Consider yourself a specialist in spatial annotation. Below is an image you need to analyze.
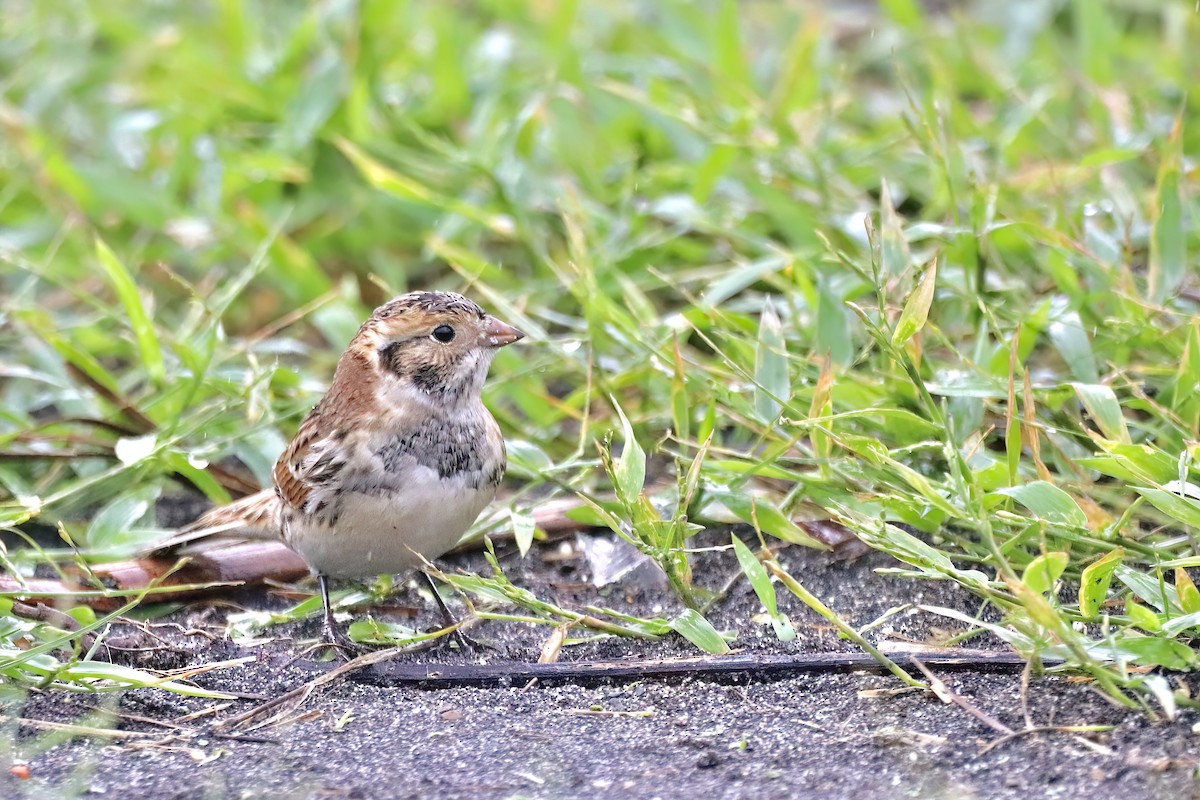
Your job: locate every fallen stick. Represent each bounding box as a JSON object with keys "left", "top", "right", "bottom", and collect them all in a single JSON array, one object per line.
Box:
[
  {"left": 219, "top": 646, "right": 1053, "bottom": 734},
  {"left": 359, "top": 649, "right": 1062, "bottom": 689}
]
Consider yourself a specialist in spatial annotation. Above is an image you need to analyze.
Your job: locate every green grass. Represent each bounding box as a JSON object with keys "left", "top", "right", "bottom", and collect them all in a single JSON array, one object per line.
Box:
[{"left": 1, "top": 0, "right": 1199, "bottom": 713}]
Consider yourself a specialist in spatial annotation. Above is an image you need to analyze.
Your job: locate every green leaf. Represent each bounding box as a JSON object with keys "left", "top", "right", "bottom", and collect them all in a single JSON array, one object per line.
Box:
[
  {"left": 510, "top": 510, "right": 537, "bottom": 558},
  {"left": 878, "top": 179, "right": 911, "bottom": 278},
  {"left": 670, "top": 338, "right": 691, "bottom": 444},
  {"left": 730, "top": 535, "right": 795, "bottom": 641},
  {"left": 505, "top": 439, "right": 555, "bottom": 478},
  {"left": 679, "top": 434, "right": 712, "bottom": 515},
  {"left": 692, "top": 144, "right": 736, "bottom": 204},
  {"left": 572, "top": 494, "right": 626, "bottom": 536},
  {"left": 334, "top": 137, "right": 510, "bottom": 236},
  {"left": 95, "top": 237, "right": 164, "bottom": 385},
  {"left": 699, "top": 255, "right": 789, "bottom": 308},
  {"left": 1008, "top": 579, "right": 1072, "bottom": 633},
  {"left": 1131, "top": 486, "right": 1200, "bottom": 528},
  {"left": 846, "top": 518, "right": 990, "bottom": 591},
  {"left": 67, "top": 606, "right": 96, "bottom": 627},
  {"left": 698, "top": 397, "right": 717, "bottom": 446},
  {"left": 768, "top": 21, "right": 819, "bottom": 120},
  {"left": 1022, "top": 551, "right": 1069, "bottom": 595},
  {"left": 1078, "top": 548, "right": 1123, "bottom": 619},
  {"left": 712, "top": 492, "right": 827, "bottom": 549},
  {"left": 994, "top": 481, "right": 1087, "bottom": 527},
  {"left": 1085, "top": 441, "right": 1177, "bottom": 484},
  {"left": 754, "top": 299, "right": 790, "bottom": 422},
  {"left": 1175, "top": 568, "right": 1200, "bottom": 615},
  {"left": 1115, "top": 563, "right": 1176, "bottom": 614},
  {"left": 1148, "top": 119, "right": 1185, "bottom": 304},
  {"left": 925, "top": 374, "right": 1008, "bottom": 398},
  {"left": 1071, "top": 383, "right": 1129, "bottom": 443},
  {"left": 1071, "top": 0, "right": 1118, "bottom": 83},
  {"left": 713, "top": 0, "right": 751, "bottom": 100},
  {"left": 815, "top": 276, "right": 851, "bottom": 364},
  {"left": 1047, "top": 310, "right": 1099, "bottom": 383},
  {"left": 882, "top": 458, "right": 964, "bottom": 519},
  {"left": 892, "top": 257, "right": 937, "bottom": 345},
  {"left": 84, "top": 487, "right": 158, "bottom": 549},
  {"left": 611, "top": 399, "right": 646, "bottom": 506},
  {"left": 162, "top": 451, "right": 231, "bottom": 506},
  {"left": 879, "top": 0, "right": 924, "bottom": 27},
  {"left": 274, "top": 53, "right": 347, "bottom": 152},
  {"left": 670, "top": 608, "right": 731, "bottom": 655},
  {"left": 1074, "top": 455, "right": 1141, "bottom": 483},
  {"left": 1124, "top": 599, "right": 1161, "bottom": 632},
  {"left": 1160, "top": 609, "right": 1200, "bottom": 638},
  {"left": 347, "top": 618, "right": 432, "bottom": 646},
  {"left": 1115, "top": 636, "right": 1197, "bottom": 671},
  {"left": 53, "top": 661, "right": 234, "bottom": 698}
]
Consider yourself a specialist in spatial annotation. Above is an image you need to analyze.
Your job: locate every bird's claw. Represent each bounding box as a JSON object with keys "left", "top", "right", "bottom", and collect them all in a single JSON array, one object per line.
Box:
[{"left": 318, "top": 621, "right": 368, "bottom": 660}]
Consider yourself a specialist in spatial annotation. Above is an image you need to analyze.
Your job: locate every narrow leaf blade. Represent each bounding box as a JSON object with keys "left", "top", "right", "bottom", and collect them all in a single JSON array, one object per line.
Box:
[
  {"left": 892, "top": 257, "right": 937, "bottom": 345},
  {"left": 994, "top": 481, "right": 1087, "bottom": 527},
  {"left": 754, "top": 299, "right": 789, "bottom": 422},
  {"left": 95, "top": 237, "right": 164, "bottom": 384},
  {"left": 670, "top": 609, "right": 731, "bottom": 655}
]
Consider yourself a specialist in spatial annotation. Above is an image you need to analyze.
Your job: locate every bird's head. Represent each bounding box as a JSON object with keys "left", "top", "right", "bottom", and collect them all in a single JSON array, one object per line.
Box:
[{"left": 355, "top": 291, "right": 524, "bottom": 403}]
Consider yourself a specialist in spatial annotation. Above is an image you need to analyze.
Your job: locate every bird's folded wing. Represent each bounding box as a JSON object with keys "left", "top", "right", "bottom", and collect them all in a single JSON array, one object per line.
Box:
[{"left": 273, "top": 413, "right": 349, "bottom": 514}]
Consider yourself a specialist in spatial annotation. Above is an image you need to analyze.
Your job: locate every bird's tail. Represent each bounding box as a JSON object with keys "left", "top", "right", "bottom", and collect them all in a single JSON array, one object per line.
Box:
[{"left": 148, "top": 488, "right": 283, "bottom": 555}]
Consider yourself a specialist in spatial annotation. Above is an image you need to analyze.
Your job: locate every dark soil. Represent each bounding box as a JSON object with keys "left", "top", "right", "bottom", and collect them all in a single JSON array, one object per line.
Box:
[{"left": 3, "top": 509, "right": 1199, "bottom": 800}]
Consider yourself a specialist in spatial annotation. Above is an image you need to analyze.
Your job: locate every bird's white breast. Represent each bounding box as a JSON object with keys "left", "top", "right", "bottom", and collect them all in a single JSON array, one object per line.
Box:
[{"left": 285, "top": 467, "right": 495, "bottom": 579}]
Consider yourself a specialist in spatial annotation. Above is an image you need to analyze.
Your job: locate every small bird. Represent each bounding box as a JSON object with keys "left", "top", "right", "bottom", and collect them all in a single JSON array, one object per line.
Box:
[{"left": 161, "top": 291, "right": 524, "bottom": 649}]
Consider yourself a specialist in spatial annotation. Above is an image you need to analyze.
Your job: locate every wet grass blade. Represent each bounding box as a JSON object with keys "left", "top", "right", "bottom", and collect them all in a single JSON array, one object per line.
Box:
[
  {"left": 95, "top": 237, "right": 164, "bottom": 387},
  {"left": 730, "top": 535, "right": 794, "bottom": 641},
  {"left": 753, "top": 298, "right": 789, "bottom": 423}
]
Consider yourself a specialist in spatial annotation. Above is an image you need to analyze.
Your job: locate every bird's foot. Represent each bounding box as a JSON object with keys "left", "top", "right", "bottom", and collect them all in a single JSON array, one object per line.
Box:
[
  {"left": 316, "top": 618, "right": 369, "bottom": 660},
  {"left": 311, "top": 573, "right": 369, "bottom": 660},
  {"left": 429, "top": 621, "right": 494, "bottom": 657}
]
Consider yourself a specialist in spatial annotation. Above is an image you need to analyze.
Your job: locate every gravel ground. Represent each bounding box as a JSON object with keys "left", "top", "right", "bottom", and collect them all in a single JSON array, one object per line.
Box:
[{"left": 3, "top": 511, "right": 1199, "bottom": 800}]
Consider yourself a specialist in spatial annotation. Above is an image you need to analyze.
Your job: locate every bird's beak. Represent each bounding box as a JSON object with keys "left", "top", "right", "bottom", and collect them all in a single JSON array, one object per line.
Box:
[{"left": 482, "top": 316, "right": 525, "bottom": 348}]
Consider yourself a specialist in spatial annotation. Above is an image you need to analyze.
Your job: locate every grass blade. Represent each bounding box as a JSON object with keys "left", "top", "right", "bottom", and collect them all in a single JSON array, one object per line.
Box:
[
  {"left": 891, "top": 256, "right": 937, "bottom": 346},
  {"left": 730, "top": 535, "right": 794, "bottom": 641},
  {"left": 669, "top": 608, "right": 731, "bottom": 655},
  {"left": 754, "top": 298, "right": 789, "bottom": 423},
  {"left": 94, "top": 237, "right": 164, "bottom": 386}
]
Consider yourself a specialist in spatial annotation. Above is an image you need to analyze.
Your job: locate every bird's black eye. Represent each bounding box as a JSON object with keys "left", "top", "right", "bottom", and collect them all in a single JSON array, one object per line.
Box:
[{"left": 431, "top": 324, "right": 455, "bottom": 343}]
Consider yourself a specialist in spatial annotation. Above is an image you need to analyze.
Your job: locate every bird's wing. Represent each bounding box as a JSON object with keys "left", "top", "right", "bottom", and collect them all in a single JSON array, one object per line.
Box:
[
  {"left": 147, "top": 488, "right": 283, "bottom": 555},
  {"left": 148, "top": 409, "right": 347, "bottom": 557},
  {"left": 272, "top": 410, "right": 350, "bottom": 515}
]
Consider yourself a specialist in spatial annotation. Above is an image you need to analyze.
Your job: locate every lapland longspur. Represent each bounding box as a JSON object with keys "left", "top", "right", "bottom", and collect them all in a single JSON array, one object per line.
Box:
[{"left": 162, "top": 291, "right": 524, "bottom": 648}]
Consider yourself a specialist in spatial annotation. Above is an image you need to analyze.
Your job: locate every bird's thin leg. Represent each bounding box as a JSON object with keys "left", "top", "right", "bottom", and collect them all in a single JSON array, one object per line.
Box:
[
  {"left": 421, "top": 571, "right": 476, "bottom": 652},
  {"left": 319, "top": 574, "right": 338, "bottom": 638},
  {"left": 318, "top": 574, "right": 360, "bottom": 656}
]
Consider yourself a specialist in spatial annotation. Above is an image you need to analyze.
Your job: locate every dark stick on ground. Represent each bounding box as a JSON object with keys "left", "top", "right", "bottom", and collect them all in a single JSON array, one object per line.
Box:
[{"left": 359, "top": 649, "right": 1059, "bottom": 689}]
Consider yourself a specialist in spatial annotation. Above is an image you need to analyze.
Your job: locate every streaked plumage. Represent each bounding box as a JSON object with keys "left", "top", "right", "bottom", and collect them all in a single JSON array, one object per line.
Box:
[{"left": 162, "top": 291, "right": 523, "bottom": 647}]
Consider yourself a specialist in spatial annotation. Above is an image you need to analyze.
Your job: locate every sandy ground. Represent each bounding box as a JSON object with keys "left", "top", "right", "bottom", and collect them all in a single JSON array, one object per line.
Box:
[{"left": 3, "top": 514, "right": 1199, "bottom": 800}]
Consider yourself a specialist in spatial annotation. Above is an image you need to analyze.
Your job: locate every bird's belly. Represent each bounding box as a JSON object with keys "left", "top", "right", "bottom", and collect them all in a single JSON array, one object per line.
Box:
[{"left": 286, "top": 477, "right": 494, "bottom": 579}]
